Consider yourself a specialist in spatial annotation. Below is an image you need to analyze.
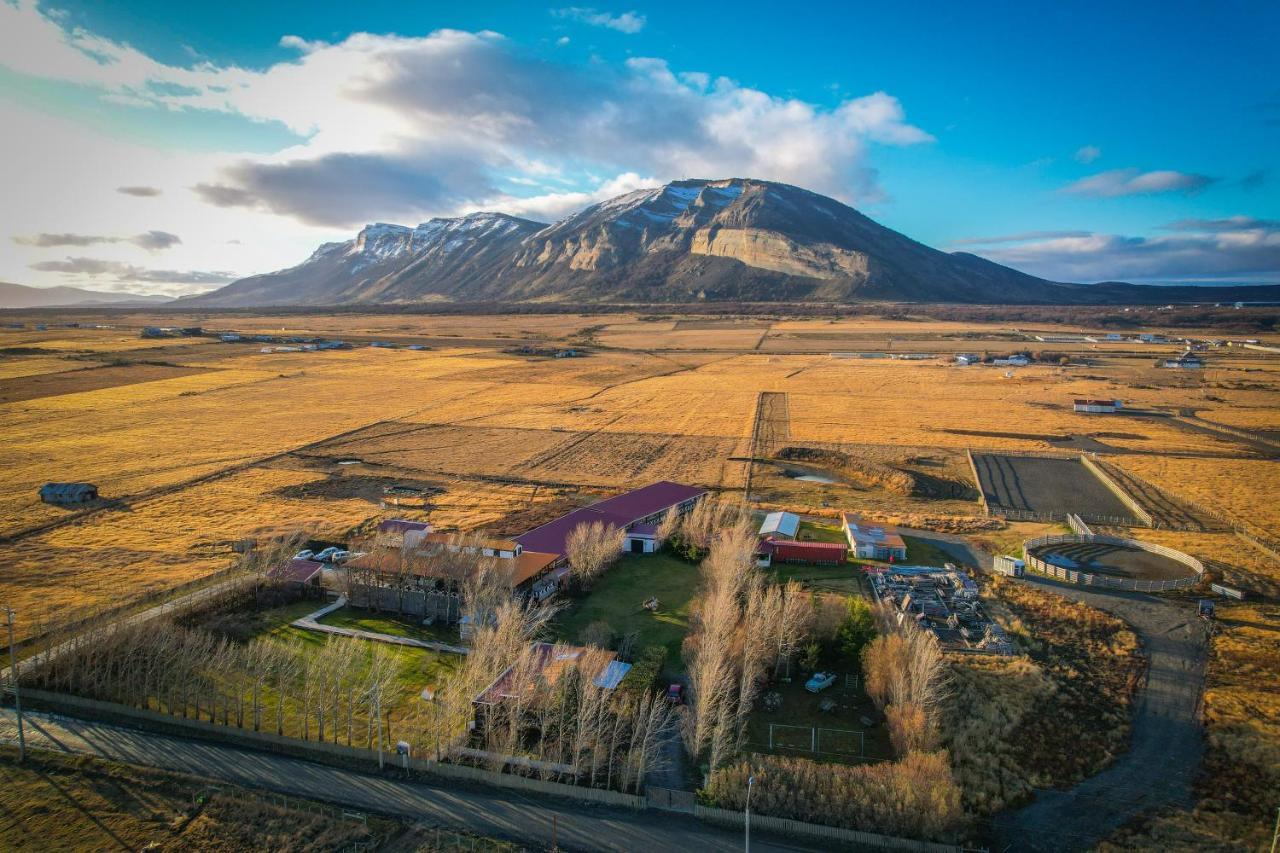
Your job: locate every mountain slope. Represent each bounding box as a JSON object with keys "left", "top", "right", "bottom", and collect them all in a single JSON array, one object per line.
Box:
[
  {"left": 0, "top": 281, "right": 172, "bottom": 309},
  {"left": 191, "top": 212, "right": 546, "bottom": 308},
  {"left": 188, "top": 178, "right": 1278, "bottom": 306}
]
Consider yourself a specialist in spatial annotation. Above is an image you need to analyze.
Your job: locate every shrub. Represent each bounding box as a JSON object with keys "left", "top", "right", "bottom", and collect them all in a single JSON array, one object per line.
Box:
[
  {"left": 705, "top": 752, "right": 962, "bottom": 840},
  {"left": 618, "top": 644, "right": 667, "bottom": 699}
]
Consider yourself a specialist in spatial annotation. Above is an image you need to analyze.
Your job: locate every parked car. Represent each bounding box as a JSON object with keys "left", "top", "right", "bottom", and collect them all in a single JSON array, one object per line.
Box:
[
  {"left": 313, "top": 547, "right": 341, "bottom": 562},
  {"left": 330, "top": 550, "right": 351, "bottom": 564},
  {"left": 293, "top": 549, "right": 315, "bottom": 560},
  {"left": 805, "top": 672, "right": 837, "bottom": 693},
  {"left": 665, "top": 683, "right": 684, "bottom": 705}
]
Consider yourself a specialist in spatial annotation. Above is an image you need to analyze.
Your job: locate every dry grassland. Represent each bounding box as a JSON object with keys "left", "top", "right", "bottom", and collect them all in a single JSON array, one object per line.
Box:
[
  {"left": 1114, "top": 455, "right": 1280, "bottom": 535},
  {"left": 2, "top": 315, "right": 1277, "bottom": 663}
]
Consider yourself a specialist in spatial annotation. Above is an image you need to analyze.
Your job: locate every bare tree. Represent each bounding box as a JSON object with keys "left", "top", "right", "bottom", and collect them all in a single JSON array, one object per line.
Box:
[{"left": 564, "top": 521, "right": 625, "bottom": 587}]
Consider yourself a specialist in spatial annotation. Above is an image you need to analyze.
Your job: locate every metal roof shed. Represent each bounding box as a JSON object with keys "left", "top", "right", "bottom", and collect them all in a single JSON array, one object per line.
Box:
[{"left": 759, "top": 511, "right": 800, "bottom": 539}]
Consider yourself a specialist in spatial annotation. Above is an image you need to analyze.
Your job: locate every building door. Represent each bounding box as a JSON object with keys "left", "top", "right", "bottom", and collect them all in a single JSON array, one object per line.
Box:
[{"left": 630, "top": 538, "right": 645, "bottom": 554}]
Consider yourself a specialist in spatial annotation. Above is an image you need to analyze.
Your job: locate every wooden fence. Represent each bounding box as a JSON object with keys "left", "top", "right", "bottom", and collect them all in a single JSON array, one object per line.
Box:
[
  {"left": 1021, "top": 533, "right": 1204, "bottom": 592},
  {"left": 1080, "top": 455, "right": 1154, "bottom": 527}
]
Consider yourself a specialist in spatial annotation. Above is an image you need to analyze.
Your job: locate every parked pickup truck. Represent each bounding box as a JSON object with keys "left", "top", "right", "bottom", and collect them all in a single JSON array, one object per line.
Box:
[{"left": 804, "top": 672, "right": 837, "bottom": 693}]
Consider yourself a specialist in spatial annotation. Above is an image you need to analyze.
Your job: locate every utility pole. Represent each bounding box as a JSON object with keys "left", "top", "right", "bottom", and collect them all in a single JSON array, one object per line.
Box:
[
  {"left": 745, "top": 774, "right": 755, "bottom": 852},
  {"left": 374, "top": 690, "right": 384, "bottom": 770},
  {"left": 5, "top": 607, "right": 26, "bottom": 762},
  {"left": 1270, "top": 805, "right": 1278, "bottom": 853}
]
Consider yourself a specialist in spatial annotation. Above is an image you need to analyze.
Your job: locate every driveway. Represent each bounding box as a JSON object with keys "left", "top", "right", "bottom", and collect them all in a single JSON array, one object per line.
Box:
[
  {"left": 0, "top": 708, "right": 813, "bottom": 853},
  {"left": 990, "top": 577, "right": 1208, "bottom": 852}
]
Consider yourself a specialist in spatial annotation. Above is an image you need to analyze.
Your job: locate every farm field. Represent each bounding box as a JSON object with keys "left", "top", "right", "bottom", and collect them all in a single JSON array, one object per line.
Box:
[{"left": 1, "top": 312, "right": 1277, "bottom": 651}]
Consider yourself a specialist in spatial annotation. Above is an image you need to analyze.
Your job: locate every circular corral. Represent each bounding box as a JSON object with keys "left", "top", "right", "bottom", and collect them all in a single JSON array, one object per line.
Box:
[{"left": 1022, "top": 533, "right": 1203, "bottom": 590}]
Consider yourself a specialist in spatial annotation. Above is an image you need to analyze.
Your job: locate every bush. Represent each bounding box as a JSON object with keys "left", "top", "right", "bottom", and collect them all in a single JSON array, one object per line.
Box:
[
  {"left": 705, "top": 752, "right": 962, "bottom": 840},
  {"left": 837, "top": 596, "right": 875, "bottom": 661},
  {"left": 618, "top": 644, "right": 667, "bottom": 699}
]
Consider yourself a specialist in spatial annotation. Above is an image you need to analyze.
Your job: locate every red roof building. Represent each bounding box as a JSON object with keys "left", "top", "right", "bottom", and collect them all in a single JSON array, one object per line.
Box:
[
  {"left": 515, "top": 481, "right": 706, "bottom": 558},
  {"left": 268, "top": 558, "right": 324, "bottom": 586},
  {"left": 757, "top": 538, "right": 848, "bottom": 565}
]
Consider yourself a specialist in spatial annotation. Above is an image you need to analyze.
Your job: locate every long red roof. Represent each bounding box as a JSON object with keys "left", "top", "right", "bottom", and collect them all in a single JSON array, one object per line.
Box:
[{"left": 515, "top": 481, "right": 706, "bottom": 557}]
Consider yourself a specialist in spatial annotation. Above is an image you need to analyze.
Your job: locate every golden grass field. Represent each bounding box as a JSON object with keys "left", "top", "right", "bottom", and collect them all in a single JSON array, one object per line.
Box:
[{"left": 1, "top": 314, "right": 1277, "bottom": 645}]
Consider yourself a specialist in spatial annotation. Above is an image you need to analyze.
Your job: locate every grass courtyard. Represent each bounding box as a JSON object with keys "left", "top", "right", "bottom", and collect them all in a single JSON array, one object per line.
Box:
[{"left": 552, "top": 552, "right": 700, "bottom": 673}]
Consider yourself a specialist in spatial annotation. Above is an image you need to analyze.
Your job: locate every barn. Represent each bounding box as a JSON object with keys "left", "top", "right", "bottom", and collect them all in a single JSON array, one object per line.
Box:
[
  {"left": 758, "top": 511, "right": 801, "bottom": 540},
  {"left": 757, "top": 538, "right": 848, "bottom": 566},
  {"left": 39, "top": 482, "right": 98, "bottom": 505},
  {"left": 1073, "top": 398, "right": 1122, "bottom": 414}
]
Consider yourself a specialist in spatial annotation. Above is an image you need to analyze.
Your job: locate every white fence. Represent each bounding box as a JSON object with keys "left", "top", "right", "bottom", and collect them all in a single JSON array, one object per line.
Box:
[
  {"left": 1021, "top": 534, "right": 1204, "bottom": 592},
  {"left": 1065, "top": 513, "right": 1094, "bottom": 536},
  {"left": 1079, "top": 455, "right": 1154, "bottom": 527}
]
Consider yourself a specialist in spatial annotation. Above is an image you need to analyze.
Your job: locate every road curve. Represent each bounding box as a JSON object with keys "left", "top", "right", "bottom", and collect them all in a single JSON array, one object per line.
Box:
[{"left": 991, "top": 578, "right": 1208, "bottom": 852}]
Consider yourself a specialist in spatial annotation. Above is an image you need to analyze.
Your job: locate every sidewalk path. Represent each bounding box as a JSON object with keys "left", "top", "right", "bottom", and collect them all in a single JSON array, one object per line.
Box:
[{"left": 291, "top": 597, "right": 470, "bottom": 655}]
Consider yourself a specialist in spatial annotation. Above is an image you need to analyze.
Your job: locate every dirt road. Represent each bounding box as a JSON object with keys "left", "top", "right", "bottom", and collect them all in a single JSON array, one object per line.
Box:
[{"left": 991, "top": 578, "right": 1208, "bottom": 851}]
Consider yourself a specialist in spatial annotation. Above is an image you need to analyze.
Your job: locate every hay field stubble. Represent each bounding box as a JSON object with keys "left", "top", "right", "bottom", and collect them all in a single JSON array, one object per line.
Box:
[{"left": 3, "top": 317, "right": 1278, "bottom": 648}]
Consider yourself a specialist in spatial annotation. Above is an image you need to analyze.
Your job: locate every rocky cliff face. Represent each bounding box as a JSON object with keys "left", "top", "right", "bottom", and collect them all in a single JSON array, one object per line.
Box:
[{"left": 191, "top": 177, "right": 1237, "bottom": 306}]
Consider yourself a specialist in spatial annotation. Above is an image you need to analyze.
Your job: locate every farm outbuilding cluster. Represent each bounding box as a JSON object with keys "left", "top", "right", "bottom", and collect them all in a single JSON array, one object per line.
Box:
[
  {"left": 842, "top": 514, "right": 908, "bottom": 561},
  {"left": 869, "top": 565, "right": 1013, "bottom": 655}
]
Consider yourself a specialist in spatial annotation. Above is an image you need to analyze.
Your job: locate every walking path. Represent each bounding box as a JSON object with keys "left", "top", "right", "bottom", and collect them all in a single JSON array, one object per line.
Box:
[
  {"left": 0, "top": 708, "right": 809, "bottom": 853},
  {"left": 291, "top": 596, "right": 470, "bottom": 655}
]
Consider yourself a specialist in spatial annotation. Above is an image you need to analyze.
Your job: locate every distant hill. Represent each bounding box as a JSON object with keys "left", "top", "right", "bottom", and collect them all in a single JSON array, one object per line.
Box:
[
  {"left": 0, "top": 281, "right": 173, "bottom": 309},
  {"left": 187, "top": 178, "right": 1280, "bottom": 307}
]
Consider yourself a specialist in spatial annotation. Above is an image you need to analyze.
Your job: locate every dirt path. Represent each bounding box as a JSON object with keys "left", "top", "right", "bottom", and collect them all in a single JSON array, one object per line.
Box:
[{"left": 991, "top": 579, "right": 1208, "bottom": 851}]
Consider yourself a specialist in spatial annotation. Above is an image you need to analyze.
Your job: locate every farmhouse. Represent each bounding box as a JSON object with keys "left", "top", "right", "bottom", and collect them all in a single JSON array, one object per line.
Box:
[
  {"left": 756, "top": 538, "right": 847, "bottom": 566},
  {"left": 842, "top": 514, "right": 908, "bottom": 561},
  {"left": 38, "top": 482, "right": 98, "bottom": 505},
  {"left": 992, "top": 355, "right": 1031, "bottom": 367},
  {"left": 758, "top": 511, "right": 800, "bottom": 539},
  {"left": 516, "top": 481, "right": 706, "bottom": 558},
  {"left": 472, "top": 642, "right": 630, "bottom": 736},
  {"left": 1161, "top": 354, "right": 1205, "bottom": 369},
  {"left": 1073, "top": 398, "right": 1123, "bottom": 413}
]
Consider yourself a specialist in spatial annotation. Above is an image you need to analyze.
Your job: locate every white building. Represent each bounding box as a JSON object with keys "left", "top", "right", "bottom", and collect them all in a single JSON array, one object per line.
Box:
[{"left": 758, "top": 511, "right": 801, "bottom": 540}]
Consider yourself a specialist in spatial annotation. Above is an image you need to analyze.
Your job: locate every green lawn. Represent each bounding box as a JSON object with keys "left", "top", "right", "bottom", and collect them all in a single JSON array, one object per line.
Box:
[
  {"left": 552, "top": 552, "right": 699, "bottom": 673},
  {"left": 206, "top": 598, "right": 461, "bottom": 728},
  {"left": 744, "top": 676, "right": 893, "bottom": 764},
  {"left": 317, "top": 606, "right": 462, "bottom": 646}
]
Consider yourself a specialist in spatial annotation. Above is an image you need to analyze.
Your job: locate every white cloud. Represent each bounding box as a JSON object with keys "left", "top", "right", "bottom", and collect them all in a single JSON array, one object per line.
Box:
[
  {"left": 552, "top": 7, "right": 646, "bottom": 34},
  {"left": 1062, "top": 168, "right": 1216, "bottom": 197},
  {"left": 1074, "top": 145, "right": 1101, "bottom": 164},
  {"left": 968, "top": 218, "right": 1280, "bottom": 283},
  {"left": 0, "top": 1, "right": 932, "bottom": 293}
]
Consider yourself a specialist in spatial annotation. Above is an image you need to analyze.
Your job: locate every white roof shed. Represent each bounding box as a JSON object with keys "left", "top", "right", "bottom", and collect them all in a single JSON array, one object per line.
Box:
[{"left": 759, "top": 511, "right": 801, "bottom": 539}]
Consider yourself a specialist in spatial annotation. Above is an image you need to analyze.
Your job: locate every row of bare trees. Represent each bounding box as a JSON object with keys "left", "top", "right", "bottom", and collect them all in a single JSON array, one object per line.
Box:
[
  {"left": 407, "top": 598, "right": 676, "bottom": 792},
  {"left": 681, "top": 518, "right": 814, "bottom": 771},
  {"left": 25, "top": 618, "right": 402, "bottom": 750}
]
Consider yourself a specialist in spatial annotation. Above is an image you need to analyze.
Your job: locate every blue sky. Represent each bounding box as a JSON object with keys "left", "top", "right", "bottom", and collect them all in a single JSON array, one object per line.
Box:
[{"left": 2, "top": 0, "right": 1278, "bottom": 294}]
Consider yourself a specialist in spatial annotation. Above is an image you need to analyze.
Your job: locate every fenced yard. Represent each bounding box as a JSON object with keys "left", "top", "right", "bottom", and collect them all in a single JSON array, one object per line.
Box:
[
  {"left": 744, "top": 675, "right": 891, "bottom": 764},
  {"left": 970, "top": 452, "right": 1138, "bottom": 523},
  {"left": 551, "top": 552, "right": 699, "bottom": 670}
]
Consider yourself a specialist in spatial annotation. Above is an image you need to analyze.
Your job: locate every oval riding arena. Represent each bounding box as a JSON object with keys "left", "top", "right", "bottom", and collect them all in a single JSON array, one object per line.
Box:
[{"left": 1023, "top": 533, "right": 1204, "bottom": 592}]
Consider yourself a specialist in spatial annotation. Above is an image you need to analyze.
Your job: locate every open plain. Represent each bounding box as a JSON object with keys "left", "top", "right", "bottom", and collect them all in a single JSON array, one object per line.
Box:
[{"left": 2, "top": 311, "right": 1279, "bottom": 638}]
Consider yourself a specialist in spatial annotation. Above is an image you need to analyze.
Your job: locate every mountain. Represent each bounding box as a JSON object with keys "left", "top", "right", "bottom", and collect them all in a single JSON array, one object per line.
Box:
[
  {"left": 0, "top": 281, "right": 173, "bottom": 309},
  {"left": 188, "top": 178, "right": 1280, "bottom": 306},
  {"left": 192, "top": 212, "right": 545, "bottom": 307}
]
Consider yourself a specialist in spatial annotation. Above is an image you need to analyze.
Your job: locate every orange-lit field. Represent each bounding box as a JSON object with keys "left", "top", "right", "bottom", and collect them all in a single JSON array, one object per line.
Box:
[{"left": 1, "top": 313, "right": 1277, "bottom": 639}]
